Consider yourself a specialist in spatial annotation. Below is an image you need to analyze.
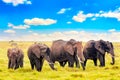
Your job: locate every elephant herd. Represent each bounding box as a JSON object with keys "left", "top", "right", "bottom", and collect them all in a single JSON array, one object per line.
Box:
[{"left": 7, "top": 39, "right": 115, "bottom": 71}]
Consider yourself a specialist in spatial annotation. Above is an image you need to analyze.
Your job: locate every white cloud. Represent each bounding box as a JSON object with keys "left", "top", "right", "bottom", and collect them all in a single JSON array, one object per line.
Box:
[
  {"left": 8, "top": 23, "right": 30, "bottom": 29},
  {"left": 91, "top": 18, "right": 96, "bottom": 21},
  {"left": 24, "top": 18, "right": 57, "bottom": 26},
  {"left": 26, "top": 1, "right": 31, "bottom": 4},
  {"left": 73, "top": 7, "right": 120, "bottom": 22},
  {"left": 4, "top": 29, "right": 16, "bottom": 34},
  {"left": 28, "top": 30, "right": 33, "bottom": 33},
  {"left": 99, "top": 10, "right": 120, "bottom": 21},
  {"left": 2, "top": 0, "right": 32, "bottom": 6},
  {"left": 57, "top": 8, "right": 71, "bottom": 14},
  {"left": 108, "top": 29, "right": 116, "bottom": 32},
  {"left": 32, "top": 33, "right": 39, "bottom": 36},
  {"left": 72, "top": 11, "right": 94, "bottom": 22},
  {"left": 1, "top": 30, "right": 120, "bottom": 42},
  {"left": 67, "top": 21, "right": 72, "bottom": 24}
]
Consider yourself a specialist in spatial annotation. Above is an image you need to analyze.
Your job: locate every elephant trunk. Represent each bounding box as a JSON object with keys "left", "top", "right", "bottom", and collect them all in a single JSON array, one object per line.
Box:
[
  {"left": 77, "top": 48, "right": 85, "bottom": 70},
  {"left": 77, "top": 49, "right": 85, "bottom": 63},
  {"left": 45, "top": 56, "right": 56, "bottom": 70},
  {"left": 110, "top": 50, "right": 115, "bottom": 65},
  {"left": 10, "top": 58, "right": 16, "bottom": 69}
]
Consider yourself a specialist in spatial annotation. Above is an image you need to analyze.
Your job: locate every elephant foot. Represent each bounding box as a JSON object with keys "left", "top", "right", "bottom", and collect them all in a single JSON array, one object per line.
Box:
[
  {"left": 37, "top": 68, "right": 42, "bottom": 72},
  {"left": 53, "top": 68, "right": 57, "bottom": 71},
  {"left": 81, "top": 63, "right": 85, "bottom": 70},
  {"left": 99, "top": 65, "right": 105, "bottom": 67},
  {"left": 76, "top": 64, "right": 80, "bottom": 68}
]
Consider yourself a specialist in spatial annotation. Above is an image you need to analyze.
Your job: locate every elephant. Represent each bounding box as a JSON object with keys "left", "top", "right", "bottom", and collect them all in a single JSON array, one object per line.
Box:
[
  {"left": 27, "top": 43, "right": 56, "bottom": 71},
  {"left": 7, "top": 48, "right": 24, "bottom": 69},
  {"left": 83, "top": 40, "right": 115, "bottom": 67},
  {"left": 50, "top": 39, "right": 85, "bottom": 70}
]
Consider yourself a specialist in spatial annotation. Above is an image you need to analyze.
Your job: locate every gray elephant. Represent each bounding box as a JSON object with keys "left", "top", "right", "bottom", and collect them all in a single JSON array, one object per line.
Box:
[
  {"left": 83, "top": 40, "right": 115, "bottom": 67},
  {"left": 50, "top": 39, "right": 85, "bottom": 70},
  {"left": 27, "top": 43, "right": 56, "bottom": 71},
  {"left": 7, "top": 48, "right": 24, "bottom": 69}
]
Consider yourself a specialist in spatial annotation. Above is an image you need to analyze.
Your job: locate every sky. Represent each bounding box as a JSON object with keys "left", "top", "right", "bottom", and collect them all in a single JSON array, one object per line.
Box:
[{"left": 0, "top": 0, "right": 120, "bottom": 42}]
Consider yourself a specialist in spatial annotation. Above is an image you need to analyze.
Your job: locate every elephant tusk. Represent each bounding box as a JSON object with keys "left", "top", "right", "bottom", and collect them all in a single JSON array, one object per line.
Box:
[
  {"left": 111, "top": 55, "right": 115, "bottom": 58},
  {"left": 79, "top": 60, "right": 84, "bottom": 63}
]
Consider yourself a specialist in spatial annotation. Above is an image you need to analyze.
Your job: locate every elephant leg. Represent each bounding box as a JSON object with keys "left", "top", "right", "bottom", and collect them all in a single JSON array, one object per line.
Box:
[
  {"left": 103, "top": 55, "right": 105, "bottom": 66},
  {"left": 39, "top": 57, "right": 44, "bottom": 71},
  {"left": 68, "top": 56, "right": 74, "bottom": 67},
  {"left": 15, "top": 60, "right": 19, "bottom": 69},
  {"left": 59, "top": 62, "right": 64, "bottom": 67},
  {"left": 35, "top": 59, "right": 41, "bottom": 71},
  {"left": 98, "top": 54, "right": 105, "bottom": 67},
  {"left": 19, "top": 59, "right": 23, "bottom": 68},
  {"left": 84, "top": 59, "right": 87, "bottom": 67},
  {"left": 74, "top": 55, "right": 80, "bottom": 68},
  {"left": 8, "top": 59, "right": 11, "bottom": 69},
  {"left": 59, "top": 61, "right": 67, "bottom": 67},
  {"left": 30, "top": 58, "right": 35, "bottom": 70},
  {"left": 93, "top": 58, "right": 97, "bottom": 66},
  {"left": 14, "top": 64, "right": 19, "bottom": 69},
  {"left": 81, "top": 63, "right": 85, "bottom": 70}
]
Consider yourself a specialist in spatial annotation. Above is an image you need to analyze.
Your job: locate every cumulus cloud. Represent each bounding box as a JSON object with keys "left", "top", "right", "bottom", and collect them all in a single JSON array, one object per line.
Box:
[
  {"left": 1, "top": 30, "right": 120, "bottom": 42},
  {"left": 32, "top": 33, "right": 39, "bottom": 36},
  {"left": 72, "top": 11, "right": 94, "bottom": 22},
  {"left": 73, "top": 7, "right": 120, "bottom": 22},
  {"left": 2, "top": 0, "right": 32, "bottom": 6},
  {"left": 4, "top": 29, "right": 16, "bottom": 34},
  {"left": 8, "top": 23, "right": 30, "bottom": 29},
  {"left": 24, "top": 18, "right": 57, "bottom": 26},
  {"left": 91, "top": 18, "right": 96, "bottom": 21},
  {"left": 99, "top": 10, "right": 120, "bottom": 21},
  {"left": 67, "top": 21, "right": 72, "bottom": 24},
  {"left": 57, "top": 8, "right": 71, "bottom": 14},
  {"left": 108, "top": 29, "right": 116, "bottom": 32}
]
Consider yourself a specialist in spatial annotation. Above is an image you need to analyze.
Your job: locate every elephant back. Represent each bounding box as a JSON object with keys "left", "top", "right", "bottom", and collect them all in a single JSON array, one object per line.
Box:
[
  {"left": 84, "top": 40, "right": 95, "bottom": 49},
  {"left": 51, "top": 40, "right": 66, "bottom": 55}
]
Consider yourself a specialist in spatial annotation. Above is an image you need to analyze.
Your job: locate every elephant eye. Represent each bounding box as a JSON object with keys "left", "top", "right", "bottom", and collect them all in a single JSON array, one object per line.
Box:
[{"left": 98, "top": 46, "right": 101, "bottom": 48}]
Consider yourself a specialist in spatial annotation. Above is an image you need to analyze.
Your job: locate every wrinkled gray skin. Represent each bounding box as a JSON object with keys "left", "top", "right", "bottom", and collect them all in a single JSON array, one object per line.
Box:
[
  {"left": 27, "top": 44, "right": 56, "bottom": 71},
  {"left": 50, "top": 39, "right": 85, "bottom": 70},
  {"left": 7, "top": 48, "right": 24, "bottom": 69},
  {"left": 83, "top": 40, "right": 115, "bottom": 67}
]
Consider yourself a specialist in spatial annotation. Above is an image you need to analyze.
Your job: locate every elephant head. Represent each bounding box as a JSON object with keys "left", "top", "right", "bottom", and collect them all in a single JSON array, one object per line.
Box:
[
  {"left": 35, "top": 44, "right": 56, "bottom": 70},
  {"left": 94, "top": 40, "right": 106, "bottom": 54},
  {"left": 94, "top": 40, "right": 115, "bottom": 65},
  {"left": 7, "top": 48, "right": 20, "bottom": 69},
  {"left": 73, "top": 41, "right": 85, "bottom": 62},
  {"left": 105, "top": 41, "right": 115, "bottom": 65},
  {"left": 64, "top": 39, "right": 85, "bottom": 69}
]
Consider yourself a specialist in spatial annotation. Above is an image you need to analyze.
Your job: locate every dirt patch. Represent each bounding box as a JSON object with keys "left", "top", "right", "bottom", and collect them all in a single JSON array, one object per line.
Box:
[{"left": 71, "top": 74, "right": 84, "bottom": 78}]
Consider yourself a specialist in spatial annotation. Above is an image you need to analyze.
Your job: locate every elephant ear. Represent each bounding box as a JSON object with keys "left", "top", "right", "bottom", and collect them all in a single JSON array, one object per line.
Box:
[
  {"left": 32, "top": 45, "right": 41, "bottom": 58},
  {"left": 64, "top": 42, "right": 74, "bottom": 55},
  {"left": 110, "top": 42, "right": 114, "bottom": 49},
  {"left": 39, "top": 44, "right": 50, "bottom": 56},
  {"left": 39, "top": 45, "right": 47, "bottom": 53},
  {"left": 95, "top": 40, "right": 105, "bottom": 54},
  {"left": 7, "top": 48, "right": 12, "bottom": 57}
]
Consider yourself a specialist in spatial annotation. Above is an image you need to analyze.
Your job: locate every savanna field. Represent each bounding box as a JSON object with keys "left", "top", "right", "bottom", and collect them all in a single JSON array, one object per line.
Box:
[{"left": 0, "top": 41, "right": 120, "bottom": 80}]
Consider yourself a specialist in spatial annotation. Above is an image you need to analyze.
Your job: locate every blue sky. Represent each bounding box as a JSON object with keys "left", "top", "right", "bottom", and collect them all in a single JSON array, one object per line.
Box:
[{"left": 0, "top": 0, "right": 120, "bottom": 41}]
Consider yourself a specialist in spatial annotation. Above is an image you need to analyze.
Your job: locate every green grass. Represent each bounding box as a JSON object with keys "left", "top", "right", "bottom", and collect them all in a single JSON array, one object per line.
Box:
[{"left": 0, "top": 41, "right": 120, "bottom": 80}]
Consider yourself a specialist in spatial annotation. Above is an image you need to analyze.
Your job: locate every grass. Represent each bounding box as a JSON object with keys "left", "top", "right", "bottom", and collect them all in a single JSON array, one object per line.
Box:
[{"left": 0, "top": 41, "right": 120, "bottom": 80}]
